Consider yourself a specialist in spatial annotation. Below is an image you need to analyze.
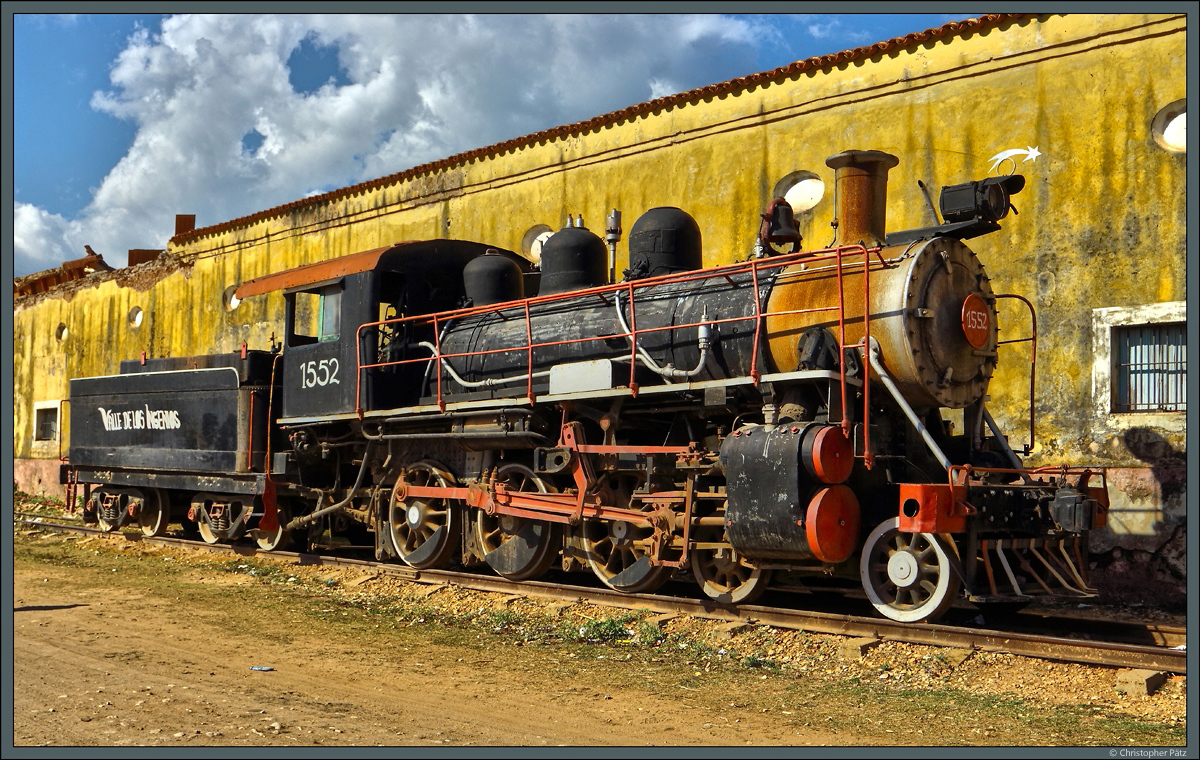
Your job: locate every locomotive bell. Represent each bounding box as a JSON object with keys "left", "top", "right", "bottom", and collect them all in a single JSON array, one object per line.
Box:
[
  {"left": 765, "top": 200, "right": 800, "bottom": 242},
  {"left": 759, "top": 197, "right": 802, "bottom": 254}
]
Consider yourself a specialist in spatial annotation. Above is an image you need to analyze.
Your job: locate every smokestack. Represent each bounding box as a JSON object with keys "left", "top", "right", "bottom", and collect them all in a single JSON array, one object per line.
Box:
[{"left": 825, "top": 150, "right": 899, "bottom": 247}]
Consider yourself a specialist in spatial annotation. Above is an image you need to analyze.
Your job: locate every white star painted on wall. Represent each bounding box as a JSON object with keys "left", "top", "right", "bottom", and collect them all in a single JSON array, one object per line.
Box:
[{"left": 987, "top": 146, "right": 1042, "bottom": 175}]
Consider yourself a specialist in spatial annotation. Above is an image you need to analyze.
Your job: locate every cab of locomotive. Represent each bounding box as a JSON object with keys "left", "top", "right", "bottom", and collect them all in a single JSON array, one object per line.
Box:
[
  {"left": 280, "top": 272, "right": 373, "bottom": 418},
  {"left": 242, "top": 240, "right": 529, "bottom": 418}
]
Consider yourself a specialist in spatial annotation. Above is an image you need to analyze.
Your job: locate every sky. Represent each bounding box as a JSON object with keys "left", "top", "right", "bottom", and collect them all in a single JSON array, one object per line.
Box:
[{"left": 11, "top": 12, "right": 975, "bottom": 277}]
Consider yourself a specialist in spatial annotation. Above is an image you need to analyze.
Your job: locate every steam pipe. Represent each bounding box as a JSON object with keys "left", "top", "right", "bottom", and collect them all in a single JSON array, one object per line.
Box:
[
  {"left": 285, "top": 442, "right": 374, "bottom": 531},
  {"left": 982, "top": 407, "right": 1034, "bottom": 484},
  {"left": 418, "top": 341, "right": 551, "bottom": 388},
  {"left": 867, "top": 338, "right": 951, "bottom": 472},
  {"left": 613, "top": 291, "right": 711, "bottom": 379}
]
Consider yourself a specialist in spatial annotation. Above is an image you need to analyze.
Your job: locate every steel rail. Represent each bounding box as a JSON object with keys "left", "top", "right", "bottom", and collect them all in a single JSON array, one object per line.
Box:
[{"left": 14, "top": 518, "right": 1187, "bottom": 673}]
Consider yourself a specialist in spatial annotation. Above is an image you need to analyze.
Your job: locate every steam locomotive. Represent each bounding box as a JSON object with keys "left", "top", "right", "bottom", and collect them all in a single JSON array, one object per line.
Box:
[{"left": 63, "top": 150, "right": 1108, "bottom": 623}]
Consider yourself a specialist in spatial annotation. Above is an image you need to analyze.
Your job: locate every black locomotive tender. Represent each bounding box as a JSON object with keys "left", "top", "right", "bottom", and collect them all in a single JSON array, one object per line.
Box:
[{"left": 65, "top": 150, "right": 1109, "bottom": 623}]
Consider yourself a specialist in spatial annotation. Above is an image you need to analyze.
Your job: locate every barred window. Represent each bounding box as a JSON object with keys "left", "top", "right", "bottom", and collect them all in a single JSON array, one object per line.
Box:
[
  {"left": 34, "top": 407, "right": 58, "bottom": 441},
  {"left": 1113, "top": 323, "right": 1186, "bottom": 412}
]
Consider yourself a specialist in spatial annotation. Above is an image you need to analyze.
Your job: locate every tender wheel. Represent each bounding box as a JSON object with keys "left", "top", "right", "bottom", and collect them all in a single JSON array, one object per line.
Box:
[
  {"left": 690, "top": 525, "right": 771, "bottom": 604},
  {"left": 254, "top": 501, "right": 293, "bottom": 552},
  {"left": 94, "top": 492, "right": 122, "bottom": 533},
  {"left": 138, "top": 489, "right": 170, "bottom": 537},
  {"left": 197, "top": 518, "right": 222, "bottom": 545},
  {"left": 580, "top": 515, "right": 669, "bottom": 594},
  {"left": 389, "top": 461, "right": 461, "bottom": 569},
  {"left": 859, "top": 517, "right": 961, "bottom": 623},
  {"left": 195, "top": 498, "right": 247, "bottom": 545},
  {"left": 475, "top": 464, "right": 559, "bottom": 581}
]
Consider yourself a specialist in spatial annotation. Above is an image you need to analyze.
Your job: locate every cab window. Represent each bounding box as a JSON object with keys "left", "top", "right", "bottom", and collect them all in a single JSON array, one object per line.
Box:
[{"left": 289, "top": 283, "right": 342, "bottom": 346}]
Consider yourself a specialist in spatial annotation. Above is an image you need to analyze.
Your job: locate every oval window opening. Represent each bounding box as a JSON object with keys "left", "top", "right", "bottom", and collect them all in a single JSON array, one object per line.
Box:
[
  {"left": 55, "top": 323, "right": 68, "bottom": 342},
  {"left": 773, "top": 171, "right": 825, "bottom": 213},
  {"left": 223, "top": 284, "right": 242, "bottom": 311},
  {"left": 128, "top": 306, "right": 144, "bottom": 328},
  {"left": 521, "top": 224, "right": 554, "bottom": 267},
  {"left": 1152, "top": 99, "right": 1186, "bottom": 153}
]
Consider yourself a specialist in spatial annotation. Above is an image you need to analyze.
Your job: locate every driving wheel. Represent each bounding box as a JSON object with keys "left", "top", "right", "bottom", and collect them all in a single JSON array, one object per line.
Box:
[
  {"left": 690, "top": 524, "right": 771, "bottom": 604},
  {"left": 580, "top": 513, "right": 669, "bottom": 594},
  {"left": 389, "top": 461, "right": 461, "bottom": 569},
  {"left": 475, "top": 464, "right": 560, "bottom": 581}
]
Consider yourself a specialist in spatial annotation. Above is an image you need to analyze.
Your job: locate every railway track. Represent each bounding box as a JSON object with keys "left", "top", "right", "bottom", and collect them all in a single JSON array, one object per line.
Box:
[{"left": 15, "top": 514, "right": 1187, "bottom": 674}]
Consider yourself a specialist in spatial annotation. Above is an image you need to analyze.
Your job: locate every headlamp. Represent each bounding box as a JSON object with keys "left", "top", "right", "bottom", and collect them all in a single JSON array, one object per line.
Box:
[{"left": 940, "top": 175, "right": 1025, "bottom": 224}]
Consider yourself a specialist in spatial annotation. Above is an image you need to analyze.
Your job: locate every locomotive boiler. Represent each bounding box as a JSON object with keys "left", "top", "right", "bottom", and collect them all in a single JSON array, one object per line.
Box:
[{"left": 63, "top": 149, "right": 1108, "bottom": 623}]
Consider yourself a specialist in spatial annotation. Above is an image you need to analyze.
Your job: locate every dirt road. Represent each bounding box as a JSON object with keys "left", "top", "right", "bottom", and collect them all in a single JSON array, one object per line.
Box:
[
  {"left": 12, "top": 529, "right": 1187, "bottom": 748},
  {"left": 13, "top": 533, "right": 845, "bottom": 747}
]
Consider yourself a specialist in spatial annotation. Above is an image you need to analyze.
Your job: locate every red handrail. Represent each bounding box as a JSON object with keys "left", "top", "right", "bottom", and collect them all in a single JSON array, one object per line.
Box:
[
  {"left": 748, "top": 258, "right": 762, "bottom": 385},
  {"left": 860, "top": 244, "right": 873, "bottom": 469},
  {"left": 523, "top": 299, "right": 535, "bottom": 406},
  {"left": 352, "top": 243, "right": 895, "bottom": 415},
  {"left": 626, "top": 281, "right": 639, "bottom": 396},
  {"left": 994, "top": 293, "right": 1037, "bottom": 455}
]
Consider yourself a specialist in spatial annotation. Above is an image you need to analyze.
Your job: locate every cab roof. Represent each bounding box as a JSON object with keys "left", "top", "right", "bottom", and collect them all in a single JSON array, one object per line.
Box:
[{"left": 234, "top": 240, "right": 525, "bottom": 299}]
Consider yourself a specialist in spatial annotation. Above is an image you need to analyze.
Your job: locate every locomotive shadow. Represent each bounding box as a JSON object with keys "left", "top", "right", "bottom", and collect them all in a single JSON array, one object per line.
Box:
[
  {"left": 1089, "top": 427, "right": 1187, "bottom": 609},
  {"left": 1122, "top": 426, "right": 1186, "bottom": 504},
  {"left": 15, "top": 604, "right": 88, "bottom": 612}
]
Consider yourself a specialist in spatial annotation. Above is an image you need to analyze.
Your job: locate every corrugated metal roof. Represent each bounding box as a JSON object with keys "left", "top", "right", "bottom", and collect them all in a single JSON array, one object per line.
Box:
[{"left": 170, "top": 13, "right": 1031, "bottom": 247}]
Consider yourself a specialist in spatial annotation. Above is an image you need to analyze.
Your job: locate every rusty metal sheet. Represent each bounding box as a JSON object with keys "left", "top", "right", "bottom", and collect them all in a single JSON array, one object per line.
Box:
[{"left": 234, "top": 245, "right": 397, "bottom": 299}]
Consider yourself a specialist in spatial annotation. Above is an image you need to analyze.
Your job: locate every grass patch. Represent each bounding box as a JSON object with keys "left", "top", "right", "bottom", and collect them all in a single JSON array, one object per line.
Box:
[
  {"left": 562, "top": 612, "right": 644, "bottom": 644},
  {"left": 741, "top": 653, "right": 781, "bottom": 670},
  {"left": 480, "top": 609, "right": 523, "bottom": 631},
  {"left": 14, "top": 489, "right": 69, "bottom": 515},
  {"left": 792, "top": 680, "right": 1187, "bottom": 746}
]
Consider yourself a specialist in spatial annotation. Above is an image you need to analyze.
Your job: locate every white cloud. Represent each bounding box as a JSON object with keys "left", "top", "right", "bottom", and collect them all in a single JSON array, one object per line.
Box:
[
  {"left": 14, "top": 203, "right": 76, "bottom": 274},
  {"left": 648, "top": 79, "right": 679, "bottom": 99},
  {"left": 14, "top": 13, "right": 775, "bottom": 275},
  {"left": 14, "top": 199, "right": 169, "bottom": 277},
  {"left": 805, "top": 20, "right": 838, "bottom": 39},
  {"left": 792, "top": 14, "right": 874, "bottom": 45}
]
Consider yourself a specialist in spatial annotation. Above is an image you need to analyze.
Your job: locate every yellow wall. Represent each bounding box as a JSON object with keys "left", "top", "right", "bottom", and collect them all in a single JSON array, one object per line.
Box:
[{"left": 15, "top": 15, "right": 1187, "bottom": 520}]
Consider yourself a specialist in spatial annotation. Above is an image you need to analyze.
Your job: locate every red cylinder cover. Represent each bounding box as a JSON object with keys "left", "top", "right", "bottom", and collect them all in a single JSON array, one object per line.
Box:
[
  {"left": 805, "top": 485, "right": 860, "bottom": 564},
  {"left": 807, "top": 425, "right": 854, "bottom": 484}
]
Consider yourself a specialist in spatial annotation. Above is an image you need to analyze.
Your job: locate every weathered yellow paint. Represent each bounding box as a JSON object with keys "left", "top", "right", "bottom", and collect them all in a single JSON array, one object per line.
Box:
[{"left": 14, "top": 13, "right": 1186, "bottom": 477}]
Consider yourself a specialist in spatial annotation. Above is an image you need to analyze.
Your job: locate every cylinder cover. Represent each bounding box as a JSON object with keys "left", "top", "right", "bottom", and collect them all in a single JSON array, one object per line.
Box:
[{"left": 721, "top": 423, "right": 860, "bottom": 562}]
